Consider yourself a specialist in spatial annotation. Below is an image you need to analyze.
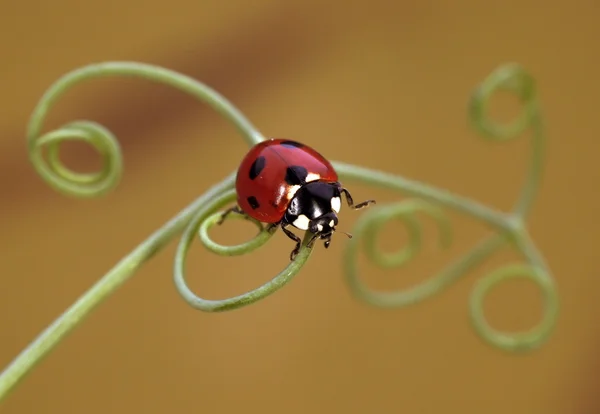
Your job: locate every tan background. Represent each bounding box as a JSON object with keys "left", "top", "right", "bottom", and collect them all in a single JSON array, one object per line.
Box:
[{"left": 1, "top": 0, "right": 598, "bottom": 413}]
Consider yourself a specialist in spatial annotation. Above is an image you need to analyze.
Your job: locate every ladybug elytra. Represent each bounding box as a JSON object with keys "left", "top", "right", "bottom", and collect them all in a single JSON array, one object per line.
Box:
[{"left": 219, "top": 139, "right": 375, "bottom": 260}]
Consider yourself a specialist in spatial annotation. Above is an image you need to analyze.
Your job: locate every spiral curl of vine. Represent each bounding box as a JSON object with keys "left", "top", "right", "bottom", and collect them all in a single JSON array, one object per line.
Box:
[
  {"left": 0, "top": 61, "right": 559, "bottom": 403},
  {"left": 28, "top": 120, "right": 123, "bottom": 197},
  {"left": 334, "top": 62, "right": 558, "bottom": 351},
  {"left": 173, "top": 188, "right": 315, "bottom": 312}
]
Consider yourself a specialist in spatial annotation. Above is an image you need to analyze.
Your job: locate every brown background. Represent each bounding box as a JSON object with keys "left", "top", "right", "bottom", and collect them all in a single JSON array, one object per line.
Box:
[{"left": 1, "top": 0, "right": 598, "bottom": 413}]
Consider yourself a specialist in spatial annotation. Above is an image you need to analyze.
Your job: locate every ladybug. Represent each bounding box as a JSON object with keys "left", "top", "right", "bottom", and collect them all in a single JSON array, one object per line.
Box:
[{"left": 219, "top": 138, "right": 376, "bottom": 260}]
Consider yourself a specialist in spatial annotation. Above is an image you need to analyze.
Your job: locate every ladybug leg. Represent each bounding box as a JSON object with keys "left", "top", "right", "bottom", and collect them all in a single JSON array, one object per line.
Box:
[
  {"left": 307, "top": 233, "right": 320, "bottom": 249},
  {"left": 265, "top": 223, "right": 279, "bottom": 234},
  {"left": 281, "top": 224, "right": 302, "bottom": 261},
  {"left": 338, "top": 186, "right": 376, "bottom": 210},
  {"left": 217, "top": 205, "right": 245, "bottom": 225},
  {"left": 307, "top": 232, "right": 333, "bottom": 251},
  {"left": 322, "top": 234, "right": 333, "bottom": 249}
]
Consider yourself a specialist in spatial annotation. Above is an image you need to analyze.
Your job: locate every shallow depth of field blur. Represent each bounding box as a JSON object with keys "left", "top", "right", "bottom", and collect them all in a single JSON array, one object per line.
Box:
[{"left": 1, "top": 1, "right": 598, "bottom": 413}]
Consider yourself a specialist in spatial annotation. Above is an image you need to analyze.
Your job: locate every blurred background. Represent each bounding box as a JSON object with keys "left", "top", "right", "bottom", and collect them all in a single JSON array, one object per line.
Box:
[{"left": 1, "top": 0, "right": 598, "bottom": 413}]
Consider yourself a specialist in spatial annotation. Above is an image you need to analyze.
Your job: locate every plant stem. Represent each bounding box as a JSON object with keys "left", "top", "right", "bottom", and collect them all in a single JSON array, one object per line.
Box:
[{"left": 0, "top": 173, "right": 235, "bottom": 404}]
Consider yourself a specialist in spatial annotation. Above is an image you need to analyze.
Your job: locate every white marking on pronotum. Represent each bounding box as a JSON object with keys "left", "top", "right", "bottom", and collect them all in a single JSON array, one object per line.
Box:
[
  {"left": 306, "top": 173, "right": 320, "bottom": 182},
  {"left": 293, "top": 215, "right": 310, "bottom": 230},
  {"left": 331, "top": 196, "right": 341, "bottom": 213},
  {"left": 329, "top": 220, "right": 335, "bottom": 228},
  {"left": 316, "top": 223, "right": 324, "bottom": 232},
  {"left": 286, "top": 185, "right": 301, "bottom": 200}
]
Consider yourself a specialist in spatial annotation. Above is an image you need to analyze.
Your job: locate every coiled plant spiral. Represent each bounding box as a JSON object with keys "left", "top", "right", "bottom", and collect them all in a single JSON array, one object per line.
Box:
[{"left": 0, "top": 62, "right": 558, "bottom": 404}]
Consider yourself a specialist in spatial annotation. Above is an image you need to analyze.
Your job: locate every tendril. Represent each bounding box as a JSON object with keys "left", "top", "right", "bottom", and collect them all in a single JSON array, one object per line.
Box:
[
  {"left": 360, "top": 199, "right": 453, "bottom": 269},
  {"left": 469, "top": 63, "right": 536, "bottom": 140},
  {"left": 343, "top": 199, "right": 454, "bottom": 307},
  {"left": 468, "top": 62, "right": 545, "bottom": 218},
  {"left": 29, "top": 121, "right": 123, "bottom": 197},
  {"left": 174, "top": 189, "right": 314, "bottom": 312},
  {"left": 26, "top": 62, "right": 264, "bottom": 197},
  {"left": 0, "top": 62, "right": 265, "bottom": 402},
  {"left": 335, "top": 62, "right": 558, "bottom": 351},
  {"left": 470, "top": 263, "right": 558, "bottom": 351},
  {"left": 198, "top": 209, "right": 272, "bottom": 257},
  {"left": 0, "top": 61, "right": 560, "bottom": 404}
]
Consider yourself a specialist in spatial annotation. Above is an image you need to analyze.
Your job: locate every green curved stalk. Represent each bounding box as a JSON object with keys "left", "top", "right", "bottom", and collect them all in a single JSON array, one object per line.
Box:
[
  {"left": 0, "top": 61, "right": 559, "bottom": 405},
  {"left": 173, "top": 188, "right": 315, "bottom": 311},
  {"left": 26, "top": 62, "right": 264, "bottom": 197},
  {"left": 0, "top": 172, "right": 235, "bottom": 401},
  {"left": 468, "top": 63, "right": 545, "bottom": 218}
]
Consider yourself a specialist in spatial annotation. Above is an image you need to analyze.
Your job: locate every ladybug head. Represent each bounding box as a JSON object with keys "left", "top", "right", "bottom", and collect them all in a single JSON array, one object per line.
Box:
[{"left": 308, "top": 211, "right": 338, "bottom": 236}]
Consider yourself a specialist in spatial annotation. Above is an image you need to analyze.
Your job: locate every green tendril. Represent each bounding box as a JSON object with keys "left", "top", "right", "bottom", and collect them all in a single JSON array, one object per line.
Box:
[
  {"left": 26, "top": 62, "right": 263, "bottom": 197},
  {"left": 470, "top": 263, "right": 559, "bottom": 351},
  {"left": 359, "top": 199, "right": 453, "bottom": 269},
  {"left": 174, "top": 189, "right": 314, "bottom": 312},
  {"left": 468, "top": 62, "right": 544, "bottom": 218},
  {"left": 198, "top": 205, "right": 272, "bottom": 257},
  {"left": 338, "top": 63, "right": 557, "bottom": 350},
  {"left": 30, "top": 120, "right": 123, "bottom": 197},
  {"left": 0, "top": 61, "right": 559, "bottom": 405}
]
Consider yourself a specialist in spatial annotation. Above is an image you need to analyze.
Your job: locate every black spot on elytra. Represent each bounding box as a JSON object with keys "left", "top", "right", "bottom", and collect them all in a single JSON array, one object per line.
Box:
[
  {"left": 247, "top": 196, "right": 260, "bottom": 210},
  {"left": 285, "top": 165, "right": 308, "bottom": 185},
  {"left": 248, "top": 156, "right": 266, "bottom": 180},
  {"left": 280, "top": 140, "right": 304, "bottom": 149}
]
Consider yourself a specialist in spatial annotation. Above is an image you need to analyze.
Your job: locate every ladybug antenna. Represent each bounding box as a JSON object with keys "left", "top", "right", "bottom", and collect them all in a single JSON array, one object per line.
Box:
[{"left": 338, "top": 230, "right": 353, "bottom": 239}]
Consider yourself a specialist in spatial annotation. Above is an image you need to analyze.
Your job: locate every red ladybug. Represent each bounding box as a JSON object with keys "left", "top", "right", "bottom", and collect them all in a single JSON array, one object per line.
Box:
[{"left": 219, "top": 139, "right": 375, "bottom": 260}]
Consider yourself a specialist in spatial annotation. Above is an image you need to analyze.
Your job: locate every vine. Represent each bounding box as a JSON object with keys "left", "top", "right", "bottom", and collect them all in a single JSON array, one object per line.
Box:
[{"left": 0, "top": 61, "right": 558, "bottom": 404}]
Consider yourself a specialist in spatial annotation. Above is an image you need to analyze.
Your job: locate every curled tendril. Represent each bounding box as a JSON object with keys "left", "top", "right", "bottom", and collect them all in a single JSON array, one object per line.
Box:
[
  {"left": 469, "top": 63, "right": 544, "bottom": 218},
  {"left": 28, "top": 120, "right": 123, "bottom": 197},
  {"left": 198, "top": 206, "right": 271, "bottom": 257},
  {"left": 469, "top": 62, "right": 536, "bottom": 140},
  {"left": 26, "top": 62, "right": 263, "bottom": 198},
  {"left": 336, "top": 62, "right": 557, "bottom": 351},
  {"left": 470, "top": 263, "right": 559, "bottom": 351},
  {"left": 173, "top": 188, "right": 315, "bottom": 312},
  {"left": 0, "top": 61, "right": 559, "bottom": 403},
  {"left": 359, "top": 199, "right": 453, "bottom": 270},
  {"left": 343, "top": 199, "right": 454, "bottom": 308}
]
